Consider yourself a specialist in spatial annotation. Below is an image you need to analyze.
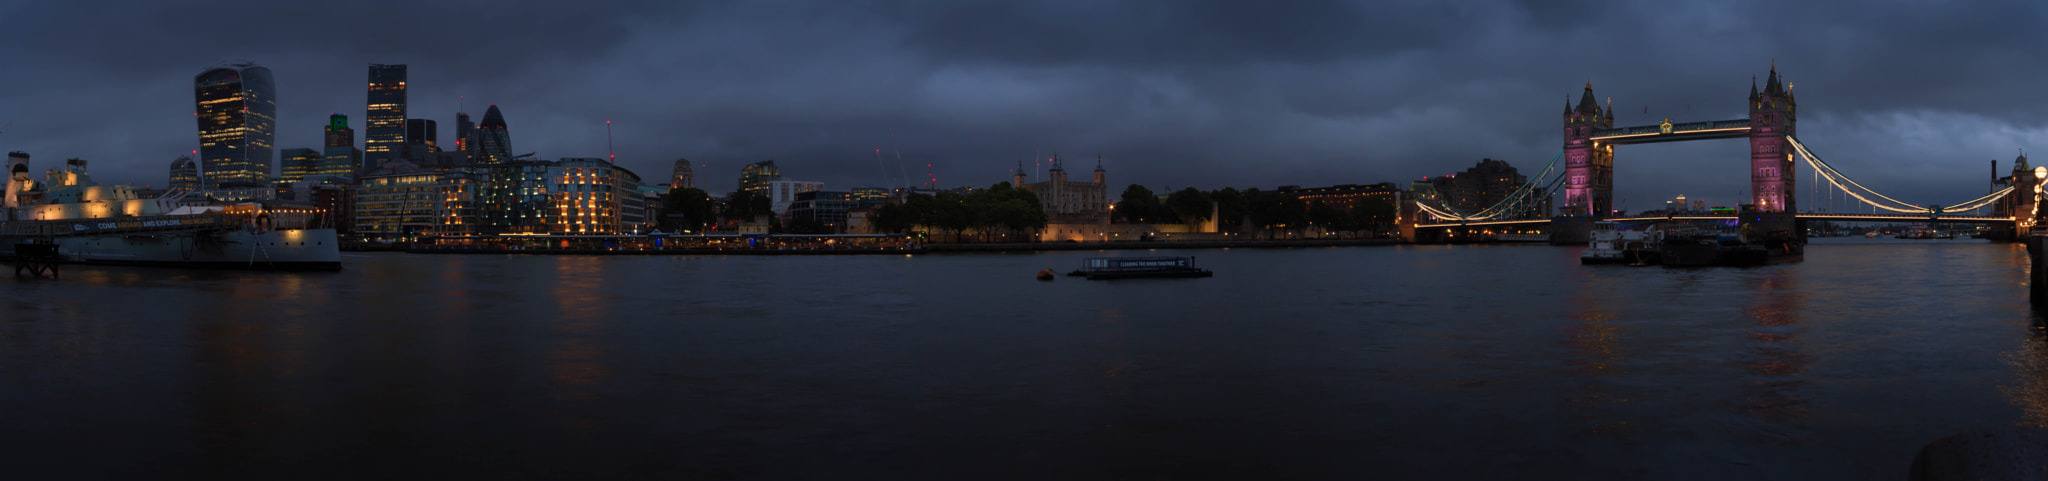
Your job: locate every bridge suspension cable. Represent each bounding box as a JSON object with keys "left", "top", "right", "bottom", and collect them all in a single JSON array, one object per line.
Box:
[
  {"left": 1786, "top": 137, "right": 2013, "bottom": 215},
  {"left": 1413, "top": 150, "right": 1564, "bottom": 222}
]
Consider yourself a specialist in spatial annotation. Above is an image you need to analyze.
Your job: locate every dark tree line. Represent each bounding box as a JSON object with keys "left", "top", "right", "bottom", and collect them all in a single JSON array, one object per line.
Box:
[
  {"left": 1115, "top": 184, "right": 1397, "bottom": 239},
  {"left": 871, "top": 182, "right": 1048, "bottom": 242},
  {"left": 662, "top": 187, "right": 778, "bottom": 233},
  {"left": 662, "top": 187, "right": 716, "bottom": 232}
]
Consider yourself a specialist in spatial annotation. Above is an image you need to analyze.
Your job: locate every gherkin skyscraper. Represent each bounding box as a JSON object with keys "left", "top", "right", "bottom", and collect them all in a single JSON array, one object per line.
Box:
[{"left": 476, "top": 105, "right": 512, "bottom": 165}]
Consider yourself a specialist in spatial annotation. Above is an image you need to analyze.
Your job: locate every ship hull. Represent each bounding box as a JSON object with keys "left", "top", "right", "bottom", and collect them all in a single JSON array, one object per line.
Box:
[{"left": 6, "top": 229, "right": 342, "bottom": 271}]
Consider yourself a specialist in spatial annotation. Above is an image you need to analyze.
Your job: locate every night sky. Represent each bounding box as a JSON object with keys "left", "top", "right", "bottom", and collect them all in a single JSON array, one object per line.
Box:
[{"left": 3, "top": 1, "right": 2044, "bottom": 211}]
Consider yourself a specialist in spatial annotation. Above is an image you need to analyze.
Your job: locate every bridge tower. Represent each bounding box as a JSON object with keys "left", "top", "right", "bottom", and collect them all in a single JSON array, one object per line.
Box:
[
  {"left": 2005, "top": 154, "right": 2037, "bottom": 229},
  {"left": 1562, "top": 82, "right": 1614, "bottom": 216},
  {"left": 1749, "top": 65, "right": 1797, "bottom": 212}
]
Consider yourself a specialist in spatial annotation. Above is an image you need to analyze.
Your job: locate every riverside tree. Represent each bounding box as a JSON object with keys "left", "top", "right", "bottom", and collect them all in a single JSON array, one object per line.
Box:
[
  {"left": 1116, "top": 184, "right": 1171, "bottom": 223},
  {"left": 663, "top": 187, "right": 715, "bottom": 233},
  {"left": 868, "top": 183, "right": 1047, "bottom": 242},
  {"left": 1166, "top": 187, "right": 1213, "bottom": 228}
]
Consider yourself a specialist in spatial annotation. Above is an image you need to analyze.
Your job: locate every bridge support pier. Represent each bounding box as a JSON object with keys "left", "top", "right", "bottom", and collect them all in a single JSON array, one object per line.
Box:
[
  {"left": 1549, "top": 217, "right": 1598, "bottom": 245},
  {"left": 13, "top": 242, "right": 58, "bottom": 279},
  {"left": 1739, "top": 210, "right": 1804, "bottom": 244},
  {"left": 2030, "top": 235, "right": 2048, "bottom": 309}
]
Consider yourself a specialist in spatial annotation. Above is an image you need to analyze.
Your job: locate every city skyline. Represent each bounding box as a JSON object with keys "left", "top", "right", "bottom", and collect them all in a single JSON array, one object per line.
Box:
[{"left": 3, "top": 1, "right": 2046, "bottom": 209}]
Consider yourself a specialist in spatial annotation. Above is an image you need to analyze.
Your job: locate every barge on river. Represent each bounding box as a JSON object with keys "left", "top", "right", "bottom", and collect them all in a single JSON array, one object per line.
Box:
[{"left": 1068, "top": 256, "right": 1214, "bottom": 280}]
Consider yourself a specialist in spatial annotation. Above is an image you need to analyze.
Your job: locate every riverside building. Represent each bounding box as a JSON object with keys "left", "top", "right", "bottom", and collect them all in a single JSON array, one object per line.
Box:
[
  {"left": 788, "top": 191, "right": 855, "bottom": 231},
  {"left": 1426, "top": 158, "right": 1529, "bottom": 214},
  {"left": 765, "top": 180, "right": 823, "bottom": 214},
  {"left": 433, "top": 171, "right": 479, "bottom": 235},
  {"left": 738, "top": 160, "right": 780, "bottom": 197},
  {"left": 1277, "top": 183, "right": 1399, "bottom": 211},
  {"left": 354, "top": 161, "right": 440, "bottom": 239},
  {"left": 473, "top": 157, "right": 648, "bottom": 235},
  {"left": 479, "top": 159, "right": 553, "bottom": 234}
]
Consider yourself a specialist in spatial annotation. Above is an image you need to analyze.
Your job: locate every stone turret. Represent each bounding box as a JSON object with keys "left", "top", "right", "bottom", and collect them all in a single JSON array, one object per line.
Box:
[
  {"left": 1749, "top": 63, "right": 1798, "bottom": 212},
  {"left": 1562, "top": 81, "right": 1614, "bottom": 216}
]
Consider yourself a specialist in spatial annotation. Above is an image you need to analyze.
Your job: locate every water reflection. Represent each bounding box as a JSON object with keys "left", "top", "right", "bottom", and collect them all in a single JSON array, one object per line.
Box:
[
  {"left": 1563, "top": 268, "right": 1629, "bottom": 438},
  {"left": 188, "top": 306, "right": 290, "bottom": 468},
  {"left": 1740, "top": 269, "right": 1810, "bottom": 438},
  {"left": 2000, "top": 316, "right": 2048, "bottom": 427},
  {"left": 549, "top": 258, "right": 611, "bottom": 405},
  {"left": 6, "top": 244, "right": 2045, "bottom": 478}
]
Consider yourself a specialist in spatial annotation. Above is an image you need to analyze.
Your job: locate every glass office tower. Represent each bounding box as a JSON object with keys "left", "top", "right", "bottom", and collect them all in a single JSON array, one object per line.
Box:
[
  {"left": 476, "top": 105, "right": 512, "bottom": 166},
  {"left": 194, "top": 62, "right": 276, "bottom": 189},
  {"left": 366, "top": 64, "right": 407, "bottom": 157}
]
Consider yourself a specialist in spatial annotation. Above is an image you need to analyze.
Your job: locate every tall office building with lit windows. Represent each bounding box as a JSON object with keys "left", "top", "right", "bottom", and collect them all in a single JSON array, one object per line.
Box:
[
  {"left": 168, "top": 155, "right": 201, "bottom": 192},
  {"left": 405, "top": 119, "right": 438, "bottom": 150},
  {"left": 194, "top": 62, "right": 276, "bottom": 189},
  {"left": 278, "top": 148, "right": 322, "bottom": 183},
  {"left": 322, "top": 114, "right": 362, "bottom": 179},
  {"left": 475, "top": 105, "right": 512, "bottom": 165},
  {"left": 365, "top": 64, "right": 407, "bottom": 157},
  {"left": 738, "top": 160, "right": 780, "bottom": 197},
  {"left": 454, "top": 111, "right": 474, "bottom": 153}
]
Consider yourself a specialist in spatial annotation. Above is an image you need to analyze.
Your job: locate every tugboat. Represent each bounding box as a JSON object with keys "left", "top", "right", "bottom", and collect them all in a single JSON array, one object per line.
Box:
[
  {"left": 1581, "top": 222, "right": 1627, "bottom": 264},
  {"left": 1581, "top": 222, "right": 1663, "bottom": 265}
]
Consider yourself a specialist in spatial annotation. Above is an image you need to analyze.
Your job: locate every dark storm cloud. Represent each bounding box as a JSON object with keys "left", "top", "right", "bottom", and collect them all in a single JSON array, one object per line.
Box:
[{"left": 3, "top": 0, "right": 2045, "bottom": 210}]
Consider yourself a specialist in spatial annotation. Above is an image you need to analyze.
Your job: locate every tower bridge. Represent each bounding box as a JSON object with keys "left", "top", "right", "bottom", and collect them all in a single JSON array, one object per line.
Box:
[{"left": 1402, "top": 63, "right": 2036, "bottom": 243}]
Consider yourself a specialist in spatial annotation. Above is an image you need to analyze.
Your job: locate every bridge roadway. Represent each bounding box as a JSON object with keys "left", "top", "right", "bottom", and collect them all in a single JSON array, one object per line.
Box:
[{"left": 1416, "top": 213, "right": 2015, "bottom": 229}]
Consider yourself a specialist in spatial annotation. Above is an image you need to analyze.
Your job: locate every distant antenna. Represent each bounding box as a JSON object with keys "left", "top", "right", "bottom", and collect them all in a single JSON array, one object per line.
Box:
[
  {"left": 890, "top": 133, "right": 912, "bottom": 189},
  {"left": 875, "top": 148, "right": 892, "bottom": 189},
  {"left": 896, "top": 151, "right": 910, "bottom": 190},
  {"left": 606, "top": 120, "right": 614, "bottom": 163}
]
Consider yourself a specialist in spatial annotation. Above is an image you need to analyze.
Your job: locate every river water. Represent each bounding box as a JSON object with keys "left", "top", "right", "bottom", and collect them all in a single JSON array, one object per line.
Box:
[{"left": 3, "top": 238, "right": 2044, "bottom": 479}]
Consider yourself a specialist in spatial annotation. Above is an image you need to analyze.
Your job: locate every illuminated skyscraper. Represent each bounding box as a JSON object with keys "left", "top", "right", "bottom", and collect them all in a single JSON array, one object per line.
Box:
[
  {"left": 671, "top": 158, "right": 693, "bottom": 189},
  {"left": 168, "top": 155, "right": 200, "bottom": 192},
  {"left": 278, "top": 148, "right": 322, "bottom": 183},
  {"left": 475, "top": 105, "right": 512, "bottom": 165},
  {"left": 454, "top": 111, "right": 474, "bottom": 153},
  {"left": 194, "top": 62, "right": 276, "bottom": 189},
  {"left": 738, "top": 160, "right": 780, "bottom": 197},
  {"left": 405, "top": 119, "right": 438, "bottom": 150},
  {"left": 366, "top": 64, "right": 407, "bottom": 157},
  {"left": 321, "top": 114, "right": 362, "bottom": 179}
]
